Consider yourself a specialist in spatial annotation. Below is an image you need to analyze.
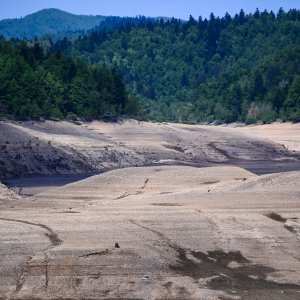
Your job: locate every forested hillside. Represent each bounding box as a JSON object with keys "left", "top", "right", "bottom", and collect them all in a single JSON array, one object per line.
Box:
[
  {"left": 0, "top": 38, "right": 138, "bottom": 120},
  {"left": 68, "top": 8, "right": 300, "bottom": 123},
  {"left": 1, "top": 8, "right": 299, "bottom": 123},
  {"left": 0, "top": 10, "right": 167, "bottom": 41},
  {"left": 0, "top": 9, "right": 106, "bottom": 40}
]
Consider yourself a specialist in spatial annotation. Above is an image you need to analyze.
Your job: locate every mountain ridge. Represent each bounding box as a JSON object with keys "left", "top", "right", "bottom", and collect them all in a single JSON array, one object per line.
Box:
[
  {"left": 0, "top": 8, "right": 171, "bottom": 40},
  {"left": 0, "top": 8, "right": 107, "bottom": 39}
]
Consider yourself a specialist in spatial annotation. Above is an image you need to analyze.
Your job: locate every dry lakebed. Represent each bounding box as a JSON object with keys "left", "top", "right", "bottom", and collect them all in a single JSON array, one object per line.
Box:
[{"left": 0, "top": 120, "right": 300, "bottom": 299}]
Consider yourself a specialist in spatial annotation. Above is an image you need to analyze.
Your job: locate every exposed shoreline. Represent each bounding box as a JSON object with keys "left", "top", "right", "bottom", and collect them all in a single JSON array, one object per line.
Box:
[
  {"left": 4, "top": 158, "right": 300, "bottom": 197},
  {"left": 1, "top": 120, "right": 300, "bottom": 299},
  {"left": 1, "top": 120, "right": 299, "bottom": 180},
  {"left": 1, "top": 120, "right": 299, "bottom": 196}
]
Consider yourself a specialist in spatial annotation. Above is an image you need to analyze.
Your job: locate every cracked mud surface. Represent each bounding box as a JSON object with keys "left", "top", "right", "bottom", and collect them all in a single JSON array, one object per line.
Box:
[{"left": 1, "top": 121, "right": 300, "bottom": 299}]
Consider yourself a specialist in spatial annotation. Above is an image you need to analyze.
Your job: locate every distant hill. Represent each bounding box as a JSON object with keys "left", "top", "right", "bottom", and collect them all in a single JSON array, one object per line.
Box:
[{"left": 0, "top": 8, "right": 107, "bottom": 39}]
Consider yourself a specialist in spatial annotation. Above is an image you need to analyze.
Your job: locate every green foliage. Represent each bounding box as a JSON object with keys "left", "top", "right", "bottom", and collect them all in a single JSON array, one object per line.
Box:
[
  {"left": 67, "top": 8, "right": 300, "bottom": 123},
  {"left": 124, "top": 95, "right": 140, "bottom": 116},
  {"left": 0, "top": 39, "right": 136, "bottom": 120},
  {"left": 66, "top": 112, "right": 79, "bottom": 121},
  {"left": 245, "top": 116, "right": 257, "bottom": 125},
  {"left": 0, "top": 9, "right": 106, "bottom": 40},
  {"left": 284, "top": 76, "right": 300, "bottom": 120},
  {"left": 1, "top": 9, "right": 300, "bottom": 123}
]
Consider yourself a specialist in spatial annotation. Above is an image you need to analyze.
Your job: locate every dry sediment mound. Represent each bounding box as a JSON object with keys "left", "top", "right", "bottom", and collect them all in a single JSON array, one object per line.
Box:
[
  {"left": 1, "top": 120, "right": 300, "bottom": 299},
  {"left": 0, "top": 181, "right": 20, "bottom": 202},
  {"left": 32, "top": 165, "right": 256, "bottom": 202},
  {"left": 232, "top": 170, "right": 300, "bottom": 192},
  {"left": 239, "top": 122, "right": 300, "bottom": 152},
  {"left": 1, "top": 120, "right": 300, "bottom": 180},
  {"left": 0, "top": 121, "right": 145, "bottom": 179},
  {"left": 1, "top": 166, "right": 299, "bottom": 299}
]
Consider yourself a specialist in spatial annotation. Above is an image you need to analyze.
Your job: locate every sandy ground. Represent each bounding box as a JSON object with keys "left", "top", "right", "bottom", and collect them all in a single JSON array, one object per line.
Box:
[
  {"left": 0, "top": 120, "right": 300, "bottom": 299},
  {"left": 0, "top": 165, "right": 299, "bottom": 299},
  {"left": 0, "top": 182, "right": 20, "bottom": 202},
  {"left": 1, "top": 120, "right": 300, "bottom": 180},
  {"left": 239, "top": 122, "right": 300, "bottom": 152}
]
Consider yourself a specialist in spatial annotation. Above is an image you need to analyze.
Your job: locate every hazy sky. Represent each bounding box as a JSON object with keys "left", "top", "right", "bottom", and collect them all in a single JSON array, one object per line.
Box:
[{"left": 1, "top": 0, "right": 299, "bottom": 20}]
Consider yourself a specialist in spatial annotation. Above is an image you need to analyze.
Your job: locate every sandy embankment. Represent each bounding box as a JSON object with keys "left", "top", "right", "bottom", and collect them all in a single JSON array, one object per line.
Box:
[
  {"left": 0, "top": 182, "right": 20, "bottom": 203},
  {"left": 1, "top": 120, "right": 300, "bottom": 181},
  {"left": 0, "top": 121, "right": 300, "bottom": 299},
  {"left": 239, "top": 122, "right": 300, "bottom": 152},
  {"left": 0, "top": 165, "right": 300, "bottom": 299}
]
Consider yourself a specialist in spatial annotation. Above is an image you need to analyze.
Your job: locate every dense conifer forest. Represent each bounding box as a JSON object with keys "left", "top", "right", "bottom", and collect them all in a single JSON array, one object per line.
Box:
[
  {"left": 67, "top": 8, "right": 300, "bottom": 123},
  {"left": 1, "top": 8, "right": 299, "bottom": 123},
  {"left": 0, "top": 38, "right": 138, "bottom": 120}
]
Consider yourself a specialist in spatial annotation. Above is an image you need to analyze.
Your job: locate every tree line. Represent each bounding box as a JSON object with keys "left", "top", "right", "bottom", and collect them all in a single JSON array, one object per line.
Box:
[
  {"left": 0, "top": 38, "right": 139, "bottom": 120},
  {"left": 1, "top": 8, "right": 299, "bottom": 123},
  {"left": 64, "top": 8, "right": 300, "bottom": 123}
]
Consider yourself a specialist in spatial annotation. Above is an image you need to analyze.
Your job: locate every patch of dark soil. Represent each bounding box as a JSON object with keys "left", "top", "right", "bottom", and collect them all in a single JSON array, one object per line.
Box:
[
  {"left": 234, "top": 178, "right": 247, "bottom": 181},
  {"left": 114, "top": 190, "right": 143, "bottom": 200},
  {"left": 202, "top": 181, "right": 220, "bottom": 185},
  {"left": 265, "top": 212, "right": 287, "bottom": 223},
  {"left": 162, "top": 281, "right": 173, "bottom": 290},
  {"left": 129, "top": 220, "right": 167, "bottom": 241},
  {"left": 44, "top": 253, "right": 49, "bottom": 290},
  {"left": 163, "top": 144, "right": 185, "bottom": 153},
  {"left": 194, "top": 250, "right": 250, "bottom": 266},
  {"left": 75, "top": 278, "right": 83, "bottom": 286},
  {"left": 177, "top": 286, "right": 191, "bottom": 297},
  {"left": 151, "top": 203, "right": 182, "bottom": 206},
  {"left": 170, "top": 248, "right": 300, "bottom": 298},
  {"left": 15, "top": 255, "right": 34, "bottom": 292},
  {"left": 130, "top": 220, "right": 300, "bottom": 299},
  {"left": 59, "top": 211, "right": 81, "bottom": 214},
  {"left": 162, "top": 280, "right": 190, "bottom": 298},
  {"left": 15, "top": 298, "right": 143, "bottom": 300},
  {"left": 45, "top": 233, "right": 63, "bottom": 246},
  {"left": 2, "top": 298, "right": 142, "bottom": 300},
  {"left": 284, "top": 224, "right": 297, "bottom": 233},
  {"left": 141, "top": 178, "right": 149, "bottom": 189},
  {"left": 104, "top": 299, "right": 142, "bottom": 300},
  {"left": 66, "top": 196, "right": 90, "bottom": 200},
  {"left": 208, "top": 142, "right": 233, "bottom": 159},
  {"left": 0, "top": 217, "right": 63, "bottom": 246},
  {"left": 265, "top": 213, "right": 298, "bottom": 239},
  {"left": 171, "top": 249, "right": 250, "bottom": 280},
  {"left": 80, "top": 250, "right": 110, "bottom": 258}
]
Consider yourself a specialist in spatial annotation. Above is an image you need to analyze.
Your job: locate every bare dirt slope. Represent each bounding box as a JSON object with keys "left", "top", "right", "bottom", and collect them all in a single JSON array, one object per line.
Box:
[
  {"left": 1, "top": 120, "right": 300, "bottom": 179},
  {"left": 0, "top": 165, "right": 299, "bottom": 299},
  {"left": 1, "top": 121, "right": 300, "bottom": 299},
  {"left": 239, "top": 122, "right": 300, "bottom": 152},
  {"left": 0, "top": 182, "right": 20, "bottom": 203},
  {"left": 0, "top": 120, "right": 145, "bottom": 179}
]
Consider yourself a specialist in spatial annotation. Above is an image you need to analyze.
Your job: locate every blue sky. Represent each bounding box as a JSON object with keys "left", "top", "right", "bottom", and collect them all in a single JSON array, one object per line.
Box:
[{"left": 1, "top": 0, "right": 299, "bottom": 20}]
